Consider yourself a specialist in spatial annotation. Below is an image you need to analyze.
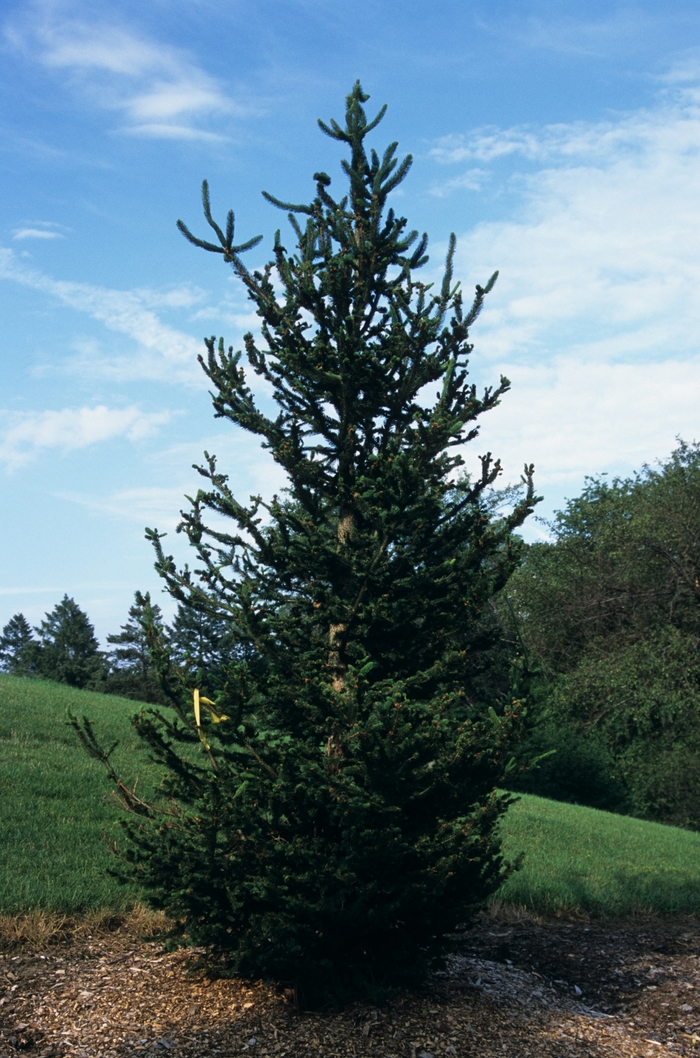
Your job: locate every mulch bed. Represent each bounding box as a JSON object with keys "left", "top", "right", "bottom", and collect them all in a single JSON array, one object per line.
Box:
[{"left": 1, "top": 912, "right": 699, "bottom": 1057}]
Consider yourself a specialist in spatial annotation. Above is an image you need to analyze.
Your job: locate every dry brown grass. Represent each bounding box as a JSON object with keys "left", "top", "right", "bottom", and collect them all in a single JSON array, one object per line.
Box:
[
  {"left": 0, "top": 903, "right": 168, "bottom": 952},
  {"left": 482, "top": 897, "right": 548, "bottom": 925},
  {"left": 0, "top": 899, "right": 542, "bottom": 954}
]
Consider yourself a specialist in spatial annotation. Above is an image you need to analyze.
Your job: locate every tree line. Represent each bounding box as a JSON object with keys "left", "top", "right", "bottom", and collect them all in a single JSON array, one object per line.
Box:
[
  {"left": 503, "top": 439, "right": 700, "bottom": 831},
  {"left": 0, "top": 593, "right": 241, "bottom": 706}
]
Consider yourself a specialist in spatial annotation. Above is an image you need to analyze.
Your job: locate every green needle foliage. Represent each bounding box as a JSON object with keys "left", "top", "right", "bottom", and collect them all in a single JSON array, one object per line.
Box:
[
  {"left": 101, "top": 592, "right": 169, "bottom": 705},
  {"left": 36, "top": 595, "right": 104, "bottom": 689},
  {"left": 91, "top": 83, "right": 537, "bottom": 1006},
  {"left": 0, "top": 613, "right": 36, "bottom": 675}
]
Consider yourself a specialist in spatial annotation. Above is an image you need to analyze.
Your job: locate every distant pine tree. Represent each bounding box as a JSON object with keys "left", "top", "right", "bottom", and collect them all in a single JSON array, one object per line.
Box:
[
  {"left": 103, "top": 592, "right": 168, "bottom": 704},
  {"left": 0, "top": 613, "right": 38, "bottom": 675},
  {"left": 36, "top": 596, "right": 104, "bottom": 689},
  {"left": 169, "top": 599, "right": 259, "bottom": 698}
]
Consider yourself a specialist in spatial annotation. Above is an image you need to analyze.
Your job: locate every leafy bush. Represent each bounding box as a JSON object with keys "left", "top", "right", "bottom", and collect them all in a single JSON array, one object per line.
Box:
[
  {"left": 550, "top": 627, "right": 700, "bottom": 828},
  {"left": 506, "top": 442, "right": 700, "bottom": 827},
  {"left": 508, "top": 719, "right": 627, "bottom": 813}
]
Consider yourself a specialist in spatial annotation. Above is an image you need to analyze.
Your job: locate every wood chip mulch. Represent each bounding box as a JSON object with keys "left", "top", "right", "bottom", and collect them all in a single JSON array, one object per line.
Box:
[{"left": 1, "top": 912, "right": 699, "bottom": 1057}]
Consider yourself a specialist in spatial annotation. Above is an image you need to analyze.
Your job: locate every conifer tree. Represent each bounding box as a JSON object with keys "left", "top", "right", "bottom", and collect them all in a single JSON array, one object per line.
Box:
[
  {"left": 169, "top": 600, "right": 246, "bottom": 698},
  {"left": 37, "top": 596, "right": 103, "bottom": 688},
  {"left": 92, "top": 83, "right": 536, "bottom": 1005},
  {"left": 0, "top": 613, "right": 38, "bottom": 675},
  {"left": 103, "top": 592, "right": 168, "bottom": 704}
]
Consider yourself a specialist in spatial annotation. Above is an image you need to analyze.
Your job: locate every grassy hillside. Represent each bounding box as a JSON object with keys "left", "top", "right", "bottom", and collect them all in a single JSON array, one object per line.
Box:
[
  {"left": 498, "top": 793, "right": 700, "bottom": 915},
  {"left": 2, "top": 674, "right": 700, "bottom": 917},
  {"left": 0, "top": 674, "right": 160, "bottom": 913}
]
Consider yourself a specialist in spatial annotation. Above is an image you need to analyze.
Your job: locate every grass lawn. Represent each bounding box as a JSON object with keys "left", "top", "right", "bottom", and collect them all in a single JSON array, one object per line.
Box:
[
  {"left": 0, "top": 674, "right": 161, "bottom": 913},
  {"left": 498, "top": 792, "right": 700, "bottom": 916},
  {"left": 2, "top": 673, "right": 700, "bottom": 917}
]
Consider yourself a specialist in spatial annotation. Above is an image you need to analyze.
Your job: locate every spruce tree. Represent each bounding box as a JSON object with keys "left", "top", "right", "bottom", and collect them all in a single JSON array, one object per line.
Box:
[
  {"left": 37, "top": 596, "right": 103, "bottom": 688},
  {"left": 103, "top": 592, "right": 168, "bottom": 704},
  {"left": 92, "top": 83, "right": 536, "bottom": 1005},
  {"left": 169, "top": 600, "right": 245, "bottom": 697},
  {"left": 0, "top": 613, "right": 38, "bottom": 675}
]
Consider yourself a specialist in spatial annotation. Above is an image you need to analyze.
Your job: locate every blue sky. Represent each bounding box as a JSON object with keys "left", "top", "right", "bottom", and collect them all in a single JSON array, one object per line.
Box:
[{"left": 3, "top": 0, "right": 700, "bottom": 642}]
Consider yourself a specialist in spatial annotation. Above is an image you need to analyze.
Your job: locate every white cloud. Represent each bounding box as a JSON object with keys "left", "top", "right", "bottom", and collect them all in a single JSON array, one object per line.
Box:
[
  {"left": 659, "top": 51, "right": 700, "bottom": 87},
  {"left": 431, "top": 129, "right": 544, "bottom": 166},
  {"left": 35, "top": 24, "right": 169, "bottom": 77},
  {"left": 122, "top": 123, "right": 227, "bottom": 142},
  {"left": 127, "top": 82, "right": 227, "bottom": 122},
  {"left": 429, "top": 168, "right": 488, "bottom": 197},
  {"left": 57, "top": 438, "right": 289, "bottom": 536},
  {"left": 55, "top": 421, "right": 290, "bottom": 531},
  {"left": 7, "top": 12, "right": 249, "bottom": 140},
  {"left": 0, "top": 405, "right": 172, "bottom": 470},
  {"left": 465, "top": 357, "right": 700, "bottom": 489},
  {"left": 0, "top": 248, "right": 206, "bottom": 383},
  {"left": 430, "top": 87, "right": 700, "bottom": 491},
  {"left": 453, "top": 102, "right": 700, "bottom": 363},
  {"left": 131, "top": 285, "right": 208, "bottom": 310},
  {"left": 11, "top": 220, "right": 70, "bottom": 240},
  {"left": 13, "top": 228, "right": 64, "bottom": 240},
  {"left": 0, "top": 251, "right": 266, "bottom": 391},
  {"left": 428, "top": 107, "right": 696, "bottom": 169}
]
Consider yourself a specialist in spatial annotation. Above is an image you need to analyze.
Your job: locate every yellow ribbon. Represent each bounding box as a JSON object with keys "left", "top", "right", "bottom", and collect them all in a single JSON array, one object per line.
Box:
[{"left": 193, "top": 690, "right": 229, "bottom": 749}]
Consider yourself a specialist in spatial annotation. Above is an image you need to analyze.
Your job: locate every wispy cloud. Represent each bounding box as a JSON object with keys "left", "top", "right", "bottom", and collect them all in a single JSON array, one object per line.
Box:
[
  {"left": 58, "top": 437, "right": 290, "bottom": 532},
  {"left": 467, "top": 356, "right": 700, "bottom": 490},
  {"left": 451, "top": 95, "right": 700, "bottom": 362},
  {"left": 428, "top": 109, "right": 683, "bottom": 169},
  {"left": 12, "top": 220, "right": 70, "bottom": 240},
  {"left": 123, "top": 123, "right": 226, "bottom": 143},
  {"left": 0, "top": 248, "right": 206, "bottom": 383},
  {"left": 432, "top": 85, "right": 700, "bottom": 490},
  {"left": 6, "top": 11, "right": 250, "bottom": 140},
  {"left": 429, "top": 168, "right": 488, "bottom": 198},
  {"left": 511, "top": 12, "right": 655, "bottom": 59},
  {"left": 0, "top": 405, "right": 172, "bottom": 470},
  {"left": 431, "top": 129, "right": 543, "bottom": 166},
  {"left": 55, "top": 484, "right": 191, "bottom": 529},
  {"left": 658, "top": 50, "right": 700, "bottom": 85},
  {"left": 13, "top": 228, "right": 63, "bottom": 240}
]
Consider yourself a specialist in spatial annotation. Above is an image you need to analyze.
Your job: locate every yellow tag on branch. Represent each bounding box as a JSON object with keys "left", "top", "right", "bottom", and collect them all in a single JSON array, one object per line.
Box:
[{"left": 193, "top": 689, "right": 229, "bottom": 730}]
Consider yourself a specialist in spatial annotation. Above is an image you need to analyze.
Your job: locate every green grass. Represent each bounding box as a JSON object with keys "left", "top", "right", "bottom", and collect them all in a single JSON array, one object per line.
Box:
[
  {"left": 0, "top": 674, "right": 160, "bottom": 913},
  {"left": 498, "top": 792, "right": 700, "bottom": 916},
  {"left": 2, "top": 673, "right": 700, "bottom": 918}
]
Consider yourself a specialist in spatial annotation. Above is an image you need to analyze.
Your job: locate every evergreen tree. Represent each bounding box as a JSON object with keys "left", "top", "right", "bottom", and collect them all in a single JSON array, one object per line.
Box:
[
  {"left": 37, "top": 596, "right": 103, "bottom": 688},
  {"left": 103, "top": 592, "right": 168, "bottom": 704},
  {"left": 0, "top": 613, "right": 38, "bottom": 675},
  {"left": 170, "top": 601, "right": 225, "bottom": 696},
  {"left": 169, "top": 599, "right": 261, "bottom": 698},
  {"left": 85, "top": 84, "right": 537, "bottom": 1005}
]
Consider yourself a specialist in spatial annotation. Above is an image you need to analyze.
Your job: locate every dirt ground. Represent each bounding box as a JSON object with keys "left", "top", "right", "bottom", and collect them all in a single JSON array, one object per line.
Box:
[{"left": 1, "top": 911, "right": 699, "bottom": 1057}]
